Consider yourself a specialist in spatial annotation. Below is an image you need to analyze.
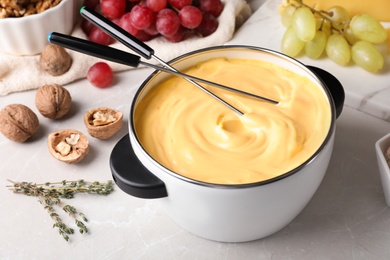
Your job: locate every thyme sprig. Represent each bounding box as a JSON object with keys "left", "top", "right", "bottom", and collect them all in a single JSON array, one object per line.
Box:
[{"left": 7, "top": 179, "right": 114, "bottom": 241}]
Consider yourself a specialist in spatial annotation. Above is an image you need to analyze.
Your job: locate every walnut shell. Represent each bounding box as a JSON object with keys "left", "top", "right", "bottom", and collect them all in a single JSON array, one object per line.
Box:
[
  {"left": 0, "top": 104, "right": 39, "bottom": 142},
  {"left": 48, "top": 129, "right": 89, "bottom": 164},
  {"left": 40, "top": 44, "right": 72, "bottom": 76},
  {"left": 84, "top": 107, "right": 123, "bottom": 140},
  {"left": 35, "top": 84, "right": 72, "bottom": 119}
]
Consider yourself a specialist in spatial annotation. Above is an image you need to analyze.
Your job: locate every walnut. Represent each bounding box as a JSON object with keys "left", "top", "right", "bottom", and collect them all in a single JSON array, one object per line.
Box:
[
  {"left": 0, "top": 104, "right": 39, "bottom": 142},
  {"left": 39, "top": 44, "right": 72, "bottom": 76},
  {"left": 48, "top": 129, "right": 89, "bottom": 164},
  {"left": 35, "top": 84, "right": 72, "bottom": 119},
  {"left": 84, "top": 107, "right": 123, "bottom": 140}
]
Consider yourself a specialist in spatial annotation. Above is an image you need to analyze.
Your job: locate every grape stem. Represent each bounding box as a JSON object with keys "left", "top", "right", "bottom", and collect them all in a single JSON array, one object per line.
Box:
[{"left": 287, "top": 0, "right": 346, "bottom": 34}]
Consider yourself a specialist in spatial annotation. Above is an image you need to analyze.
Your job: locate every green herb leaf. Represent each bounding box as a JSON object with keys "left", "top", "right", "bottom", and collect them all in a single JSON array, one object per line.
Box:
[{"left": 6, "top": 179, "right": 114, "bottom": 242}]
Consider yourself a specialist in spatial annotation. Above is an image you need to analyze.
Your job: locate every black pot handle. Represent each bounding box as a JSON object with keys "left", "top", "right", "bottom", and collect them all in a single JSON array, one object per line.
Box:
[
  {"left": 307, "top": 66, "right": 345, "bottom": 119},
  {"left": 110, "top": 134, "right": 168, "bottom": 199}
]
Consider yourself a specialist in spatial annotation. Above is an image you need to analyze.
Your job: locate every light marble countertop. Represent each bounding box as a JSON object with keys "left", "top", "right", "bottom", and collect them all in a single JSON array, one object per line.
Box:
[{"left": 2, "top": 1, "right": 390, "bottom": 259}]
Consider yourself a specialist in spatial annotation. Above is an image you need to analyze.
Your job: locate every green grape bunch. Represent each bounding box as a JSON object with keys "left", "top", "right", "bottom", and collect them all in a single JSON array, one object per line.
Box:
[{"left": 279, "top": 0, "right": 388, "bottom": 73}]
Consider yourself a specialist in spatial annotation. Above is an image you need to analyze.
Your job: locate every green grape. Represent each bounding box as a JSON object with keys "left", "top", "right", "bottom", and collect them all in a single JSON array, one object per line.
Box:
[
  {"left": 350, "top": 14, "right": 387, "bottom": 44},
  {"left": 344, "top": 27, "right": 359, "bottom": 45},
  {"left": 305, "top": 30, "right": 327, "bottom": 59},
  {"left": 291, "top": 7, "right": 316, "bottom": 42},
  {"left": 352, "top": 41, "right": 384, "bottom": 72},
  {"left": 281, "top": 26, "right": 305, "bottom": 57},
  {"left": 327, "top": 6, "right": 349, "bottom": 30},
  {"left": 327, "top": 6, "right": 349, "bottom": 23},
  {"left": 320, "top": 20, "right": 332, "bottom": 38},
  {"left": 315, "top": 18, "right": 329, "bottom": 31},
  {"left": 325, "top": 34, "right": 351, "bottom": 66},
  {"left": 281, "top": 5, "right": 296, "bottom": 27}
]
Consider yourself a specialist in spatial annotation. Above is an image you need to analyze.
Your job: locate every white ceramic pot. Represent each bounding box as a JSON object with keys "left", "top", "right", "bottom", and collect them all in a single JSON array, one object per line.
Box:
[{"left": 110, "top": 46, "right": 345, "bottom": 242}]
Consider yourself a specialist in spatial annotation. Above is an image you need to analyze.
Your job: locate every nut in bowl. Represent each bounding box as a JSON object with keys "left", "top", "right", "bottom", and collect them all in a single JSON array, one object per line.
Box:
[
  {"left": 375, "top": 133, "right": 390, "bottom": 207},
  {"left": 0, "top": 0, "right": 78, "bottom": 56}
]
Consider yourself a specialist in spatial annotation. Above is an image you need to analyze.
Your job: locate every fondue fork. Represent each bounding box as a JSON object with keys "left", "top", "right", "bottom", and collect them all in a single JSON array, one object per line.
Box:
[
  {"left": 79, "top": 7, "right": 280, "bottom": 112},
  {"left": 49, "top": 32, "right": 277, "bottom": 106}
]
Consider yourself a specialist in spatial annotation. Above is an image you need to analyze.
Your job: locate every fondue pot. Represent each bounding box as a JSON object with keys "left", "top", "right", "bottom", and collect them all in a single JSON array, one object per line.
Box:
[{"left": 110, "top": 46, "right": 344, "bottom": 242}]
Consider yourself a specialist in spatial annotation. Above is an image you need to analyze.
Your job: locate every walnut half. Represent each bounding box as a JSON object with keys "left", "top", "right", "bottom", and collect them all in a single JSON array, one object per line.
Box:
[
  {"left": 84, "top": 107, "right": 123, "bottom": 140},
  {"left": 48, "top": 129, "right": 89, "bottom": 164}
]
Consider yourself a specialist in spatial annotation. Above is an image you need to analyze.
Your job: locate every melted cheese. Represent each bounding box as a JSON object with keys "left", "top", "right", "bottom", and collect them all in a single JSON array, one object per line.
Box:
[{"left": 134, "top": 58, "right": 332, "bottom": 185}]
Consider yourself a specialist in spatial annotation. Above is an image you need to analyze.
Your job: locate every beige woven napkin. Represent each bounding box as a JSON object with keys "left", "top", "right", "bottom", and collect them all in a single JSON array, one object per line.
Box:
[{"left": 0, "top": 0, "right": 251, "bottom": 96}]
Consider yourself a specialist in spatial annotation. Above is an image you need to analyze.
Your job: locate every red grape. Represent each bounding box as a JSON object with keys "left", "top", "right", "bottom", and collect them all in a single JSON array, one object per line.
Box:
[
  {"left": 82, "top": 0, "right": 99, "bottom": 9},
  {"left": 199, "top": 0, "right": 224, "bottom": 17},
  {"left": 81, "top": 18, "right": 94, "bottom": 35},
  {"left": 87, "top": 62, "right": 114, "bottom": 88},
  {"left": 100, "top": 0, "right": 127, "bottom": 20},
  {"left": 111, "top": 18, "right": 121, "bottom": 26},
  {"left": 168, "top": 0, "right": 192, "bottom": 10},
  {"left": 135, "top": 30, "right": 155, "bottom": 41},
  {"left": 130, "top": 5, "right": 155, "bottom": 30},
  {"left": 196, "top": 12, "right": 218, "bottom": 37},
  {"left": 178, "top": 5, "right": 202, "bottom": 29},
  {"left": 144, "top": 22, "right": 160, "bottom": 36},
  {"left": 165, "top": 26, "right": 185, "bottom": 42},
  {"left": 119, "top": 12, "right": 140, "bottom": 36},
  {"left": 146, "top": 0, "right": 167, "bottom": 12},
  {"left": 156, "top": 8, "right": 181, "bottom": 36},
  {"left": 88, "top": 27, "right": 114, "bottom": 45}
]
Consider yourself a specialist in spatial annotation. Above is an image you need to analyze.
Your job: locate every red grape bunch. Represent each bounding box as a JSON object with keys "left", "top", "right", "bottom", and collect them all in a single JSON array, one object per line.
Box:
[{"left": 82, "top": 0, "right": 225, "bottom": 44}]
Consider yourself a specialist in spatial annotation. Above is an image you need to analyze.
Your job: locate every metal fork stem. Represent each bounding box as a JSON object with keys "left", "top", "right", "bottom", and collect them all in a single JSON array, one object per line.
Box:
[
  {"left": 139, "top": 60, "right": 279, "bottom": 104},
  {"left": 151, "top": 55, "right": 245, "bottom": 116}
]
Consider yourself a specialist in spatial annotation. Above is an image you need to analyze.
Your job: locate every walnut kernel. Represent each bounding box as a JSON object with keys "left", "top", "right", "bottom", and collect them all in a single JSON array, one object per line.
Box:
[
  {"left": 55, "top": 140, "right": 71, "bottom": 156},
  {"left": 0, "top": 104, "right": 39, "bottom": 142},
  {"left": 40, "top": 44, "right": 72, "bottom": 76},
  {"left": 0, "top": 0, "right": 62, "bottom": 18},
  {"left": 84, "top": 107, "right": 123, "bottom": 140},
  {"left": 35, "top": 84, "right": 72, "bottom": 119},
  {"left": 48, "top": 129, "right": 89, "bottom": 164}
]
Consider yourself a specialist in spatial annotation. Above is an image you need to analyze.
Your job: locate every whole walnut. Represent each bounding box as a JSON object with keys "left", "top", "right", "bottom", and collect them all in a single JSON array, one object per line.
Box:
[
  {"left": 40, "top": 44, "right": 72, "bottom": 76},
  {"left": 35, "top": 84, "right": 72, "bottom": 119},
  {"left": 0, "top": 104, "right": 39, "bottom": 142}
]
